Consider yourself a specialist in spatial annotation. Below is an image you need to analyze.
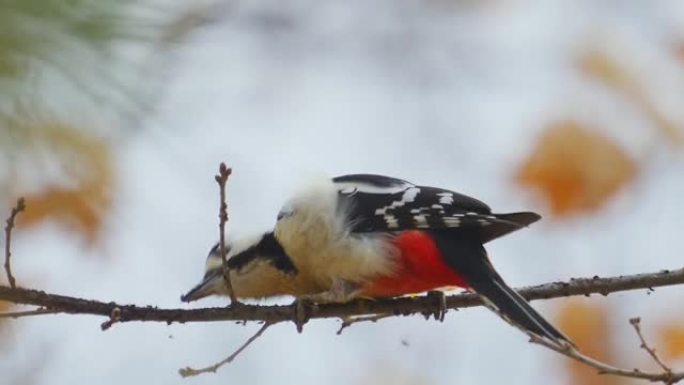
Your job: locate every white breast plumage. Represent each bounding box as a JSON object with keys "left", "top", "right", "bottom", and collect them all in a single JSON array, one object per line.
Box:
[{"left": 274, "top": 176, "right": 398, "bottom": 286}]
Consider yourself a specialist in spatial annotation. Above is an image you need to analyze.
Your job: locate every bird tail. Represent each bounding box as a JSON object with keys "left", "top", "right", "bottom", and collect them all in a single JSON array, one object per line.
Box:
[
  {"left": 432, "top": 230, "right": 572, "bottom": 346},
  {"left": 472, "top": 268, "right": 572, "bottom": 345}
]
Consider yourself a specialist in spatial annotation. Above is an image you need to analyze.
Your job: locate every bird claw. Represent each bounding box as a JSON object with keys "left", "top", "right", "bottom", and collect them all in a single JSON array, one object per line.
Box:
[
  {"left": 292, "top": 279, "right": 360, "bottom": 333},
  {"left": 426, "top": 290, "right": 447, "bottom": 322},
  {"left": 292, "top": 297, "right": 313, "bottom": 333}
]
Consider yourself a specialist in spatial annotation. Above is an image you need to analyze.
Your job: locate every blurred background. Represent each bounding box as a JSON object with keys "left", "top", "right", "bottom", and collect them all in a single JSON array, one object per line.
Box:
[{"left": 1, "top": 1, "right": 684, "bottom": 384}]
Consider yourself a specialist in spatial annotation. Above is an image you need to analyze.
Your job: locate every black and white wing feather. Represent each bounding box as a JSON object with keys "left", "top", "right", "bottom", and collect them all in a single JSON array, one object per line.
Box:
[{"left": 332, "top": 174, "right": 540, "bottom": 243}]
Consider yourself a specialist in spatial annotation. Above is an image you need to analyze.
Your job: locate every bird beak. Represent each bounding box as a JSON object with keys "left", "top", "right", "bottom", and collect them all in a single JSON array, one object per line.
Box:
[{"left": 181, "top": 269, "right": 223, "bottom": 302}]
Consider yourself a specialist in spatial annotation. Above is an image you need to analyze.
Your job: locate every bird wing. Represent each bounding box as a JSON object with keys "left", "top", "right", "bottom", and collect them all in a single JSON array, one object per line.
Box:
[{"left": 332, "top": 174, "right": 540, "bottom": 243}]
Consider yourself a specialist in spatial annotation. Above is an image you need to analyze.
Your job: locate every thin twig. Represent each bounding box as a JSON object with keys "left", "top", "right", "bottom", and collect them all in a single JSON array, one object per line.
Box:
[
  {"left": 100, "top": 307, "right": 122, "bottom": 331},
  {"left": 4, "top": 198, "right": 25, "bottom": 289},
  {"left": 528, "top": 319, "right": 684, "bottom": 384},
  {"left": 0, "top": 307, "right": 59, "bottom": 318},
  {"left": 630, "top": 317, "right": 675, "bottom": 382},
  {"left": 215, "top": 163, "right": 237, "bottom": 304},
  {"left": 179, "top": 321, "right": 273, "bottom": 377},
  {"left": 1, "top": 267, "right": 684, "bottom": 325},
  {"left": 337, "top": 313, "right": 394, "bottom": 335}
]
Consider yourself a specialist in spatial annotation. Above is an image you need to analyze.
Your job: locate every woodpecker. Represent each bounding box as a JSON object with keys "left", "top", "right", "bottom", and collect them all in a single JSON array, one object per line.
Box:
[{"left": 182, "top": 174, "right": 570, "bottom": 345}]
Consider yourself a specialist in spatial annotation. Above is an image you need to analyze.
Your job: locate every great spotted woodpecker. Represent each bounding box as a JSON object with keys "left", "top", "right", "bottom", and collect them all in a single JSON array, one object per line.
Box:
[{"left": 182, "top": 174, "right": 570, "bottom": 345}]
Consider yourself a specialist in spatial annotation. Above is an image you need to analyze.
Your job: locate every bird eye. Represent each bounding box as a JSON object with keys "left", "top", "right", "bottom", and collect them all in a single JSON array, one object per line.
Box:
[
  {"left": 209, "top": 243, "right": 220, "bottom": 255},
  {"left": 208, "top": 243, "right": 232, "bottom": 260}
]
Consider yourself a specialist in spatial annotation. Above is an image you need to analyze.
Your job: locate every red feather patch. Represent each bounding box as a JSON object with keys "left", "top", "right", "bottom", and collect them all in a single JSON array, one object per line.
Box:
[{"left": 360, "top": 230, "right": 468, "bottom": 297}]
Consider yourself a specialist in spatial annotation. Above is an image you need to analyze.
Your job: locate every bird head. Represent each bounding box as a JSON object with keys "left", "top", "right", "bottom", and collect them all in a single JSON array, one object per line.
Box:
[{"left": 181, "top": 232, "right": 302, "bottom": 302}]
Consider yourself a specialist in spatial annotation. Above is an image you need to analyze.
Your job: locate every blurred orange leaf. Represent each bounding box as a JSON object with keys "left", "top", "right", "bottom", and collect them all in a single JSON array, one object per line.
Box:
[
  {"left": 516, "top": 120, "right": 636, "bottom": 216},
  {"left": 0, "top": 300, "right": 11, "bottom": 331},
  {"left": 579, "top": 49, "right": 682, "bottom": 146},
  {"left": 579, "top": 50, "right": 635, "bottom": 92},
  {"left": 675, "top": 41, "right": 684, "bottom": 66},
  {"left": 10, "top": 121, "right": 112, "bottom": 245},
  {"left": 20, "top": 186, "right": 108, "bottom": 244},
  {"left": 556, "top": 300, "right": 621, "bottom": 385},
  {"left": 659, "top": 322, "right": 684, "bottom": 360},
  {"left": 0, "top": 300, "right": 10, "bottom": 316}
]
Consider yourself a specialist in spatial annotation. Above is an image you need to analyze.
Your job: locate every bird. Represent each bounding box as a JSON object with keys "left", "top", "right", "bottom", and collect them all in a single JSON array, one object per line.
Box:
[{"left": 181, "top": 173, "right": 571, "bottom": 345}]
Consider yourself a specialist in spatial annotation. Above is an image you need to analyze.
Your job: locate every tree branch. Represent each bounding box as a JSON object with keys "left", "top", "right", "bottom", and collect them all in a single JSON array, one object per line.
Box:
[
  {"left": 0, "top": 307, "right": 59, "bottom": 318},
  {"left": 0, "top": 267, "right": 682, "bottom": 326},
  {"left": 5, "top": 268, "right": 683, "bottom": 381}
]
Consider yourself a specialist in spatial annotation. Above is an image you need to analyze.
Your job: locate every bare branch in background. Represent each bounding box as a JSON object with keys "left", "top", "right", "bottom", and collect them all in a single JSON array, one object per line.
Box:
[
  {"left": 214, "top": 163, "right": 237, "bottom": 304},
  {"left": 529, "top": 318, "right": 684, "bottom": 384},
  {"left": 4, "top": 197, "right": 25, "bottom": 289},
  {"left": 630, "top": 317, "right": 676, "bottom": 383},
  {"left": 179, "top": 321, "right": 273, "bottom": 378}
]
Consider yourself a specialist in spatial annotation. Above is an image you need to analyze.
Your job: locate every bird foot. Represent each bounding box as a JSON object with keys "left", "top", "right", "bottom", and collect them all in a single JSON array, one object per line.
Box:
[
  {"left": 292, "top": 279, "right": 361, "bottom": 333},
  {"left": 426, "top": 290, "right": 447, "bottom": 322},
  {"left": 298, "top": 278, "right": 361, "bottom": 304},
  {"left": 292, "top": 297, "right": 314, "bottom": 333}
]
